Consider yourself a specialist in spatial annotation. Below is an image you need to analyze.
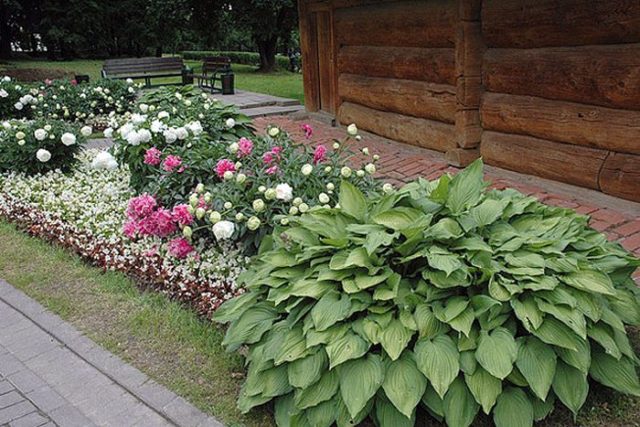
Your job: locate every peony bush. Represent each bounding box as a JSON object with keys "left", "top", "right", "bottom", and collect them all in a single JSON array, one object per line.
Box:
[{"left": 214, "top": 160, "right": 640, "bottom": 427}]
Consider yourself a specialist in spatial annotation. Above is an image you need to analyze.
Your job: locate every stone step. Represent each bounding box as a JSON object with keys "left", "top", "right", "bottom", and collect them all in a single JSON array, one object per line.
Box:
[{"left": 241, "top": 104, "right": 305, "bottom": 118}]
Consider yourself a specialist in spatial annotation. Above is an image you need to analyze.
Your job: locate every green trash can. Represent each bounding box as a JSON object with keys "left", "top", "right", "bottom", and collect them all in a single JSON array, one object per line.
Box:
[
  {"left": 182, "top": 67, "right": 194, "bottom": 85},
  {"left": 221, "top": 73, "right": 235, "bottom": 95}
]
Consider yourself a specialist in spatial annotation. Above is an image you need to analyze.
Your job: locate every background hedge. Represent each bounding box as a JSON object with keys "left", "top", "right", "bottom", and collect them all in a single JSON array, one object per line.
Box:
[{"left": 182, "top": 51, "right": 291, "bottom": 70}]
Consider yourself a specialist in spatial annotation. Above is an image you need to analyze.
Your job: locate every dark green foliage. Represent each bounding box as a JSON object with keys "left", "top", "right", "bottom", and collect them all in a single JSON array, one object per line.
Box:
[{"left": 182, "top": 51, "right": 291, "bottom": 70}]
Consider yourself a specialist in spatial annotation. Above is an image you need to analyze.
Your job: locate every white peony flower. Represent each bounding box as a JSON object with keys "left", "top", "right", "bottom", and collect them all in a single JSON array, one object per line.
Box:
[
  {"left": 365, "top": 163, "right": 376, "bottom": 174},
  {"left": 158, "top": 111, "right": 170, "bottom": 119},
  {"left": 61, "top": 133, "right": 76, "bottom": 146},
  {"left": 103, "top": 128, "right": 114, "bottom": 138},
  {"left": 15, "top": 131, "right": 25, "bottom": 140},
  {"left": 126, "top": 130, "right": 141, "bottom": 146},
  {"left": 301, "top": 164, "right": 313, "bottom": 176},
  {"left": 137, "top": 129, "right": 151, "bottom": 143},
  {"left": 139, "top": 103, "right": 149, "bottom": 113},
  {"left": 187, "top": 121, "right": 203, "bottom": 135},
  {"left": 318, "top": 193, "right": 330, "bottom": 204},
  {"left": 17, "top": 139, "right": 25, "bottom": 146},
  {"left": 118, "top": 123, "right": 134, "bottom": 138},
  {"left": 247, "top": 216, "right": 261, "bottom": 231},
  {"left": 150, "top": 120, "right": 163, "bottom": 133},
  {"left": 2, "top": 76, "right": 10, "bottom": 82},
  {"left": 275, "top": 183, "right": 293, "bottom": 202},
  {"left": 14, "top": 102, "right": 23, "bottom": 110},
  {"left": 228, "top": 143, "right": 239, "bottom": 153},
  {"left": 44, "top": 125, "right": 52, "bottom": 131},
  {"left": 225, "top": 118, "right": 236, "bottom": 128},
  {"left": 34, "top": 129, "right": 47, "bottom": 141},
  {"left": 382, "top": 183, "right": 394, "bottom": 194},
  {"left": 80, "top": 126, "right": 93, "bottom": 137},
  {"left": 347, "top": 123, "right": 358, "bottom": 136},
  {"left": 212, "top": 220, "right": 235, "bottom": 240},
  {"left": 0, "top": 89, "right": 7, "bottom": 98},
  {"left": 163, "top": 129, "right": 177, "bottom": 143},
  {"left": 36, "top": 149, "right": 51, "bottom": 162},
  {"left": 91, "top": 151, "right": 117, "bottom": 170},
  {"left": 2, "top": 121, "right": 10, "bottom": 129},
  {"left": 341, "top": 166, "right": 352, "bottom": 178},
  {"left": 126, "top": 78, "right": 134, "bottom": 84},
  {"left": 253, "top": 199, "right": 265, "bottom": 212},
  {"left": 175, "top": 127, "right": 188, "bottom": 140},
  {"left": 209, "top": 211, "right": 222, "bottom": 223},
  {"left": 268, "top": 127, "right": 280, "bottom": 137}
]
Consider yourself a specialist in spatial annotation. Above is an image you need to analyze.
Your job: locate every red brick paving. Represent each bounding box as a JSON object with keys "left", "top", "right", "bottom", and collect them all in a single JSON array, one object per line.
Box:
[{"left": 253, "top": 116, "right": 640, "bottom": 263}]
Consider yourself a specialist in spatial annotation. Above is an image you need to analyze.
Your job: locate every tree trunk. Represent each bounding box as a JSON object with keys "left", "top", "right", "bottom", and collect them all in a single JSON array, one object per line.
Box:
[
  {"left": 256, "top": 36, "right": 278, "bottom": 72},
  {"left": 155, "top": 46, "right": 163, "bottom": 57},
  {"left": 0, "top": 2, "right": 12, "bottom": 59}
]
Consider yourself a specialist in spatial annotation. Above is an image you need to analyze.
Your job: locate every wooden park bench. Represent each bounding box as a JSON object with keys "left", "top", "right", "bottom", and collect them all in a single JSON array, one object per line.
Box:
[
  {"left": 190, "top": 56, "right": 235, "bottom": 94},
  {"left": 101, "top": 57, "right": 189, "bottom": 87}
]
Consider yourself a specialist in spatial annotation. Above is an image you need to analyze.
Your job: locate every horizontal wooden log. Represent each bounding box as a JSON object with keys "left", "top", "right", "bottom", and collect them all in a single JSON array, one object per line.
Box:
[
  {"left": 455, "top": 109, "right": 482, "bottom": 148},
  {"left": 446, "top": 148, "right": 480, "bottom": 167},
  {"left": 338, "top": 102, "right": 457, "bottom": 152},
  {"left": 334, "top": 1, "right": 456, "bottom": 48},
  {"left": 338, "top": 74, "right": 456, "bottom": 123},
  {"left": 482, "top": 0, "right": 640, "bottom": 48},
  {"left": 483, "top": 45, "right": 640, "bottom": 110},
  {"left": 599, "top": 152, "right": 640, "bottom": 202},
  {"left": 480, "top": 131, "right": 608, "bottom": 189},
  {"left": 338, "top": 46, "right": 455, "bottom": 85},
  {"left": 456, "top": 76, "right": 483, "bottom": 108},
  {"left": 481, "top": 93, "right": 640, "bottom": 155}
]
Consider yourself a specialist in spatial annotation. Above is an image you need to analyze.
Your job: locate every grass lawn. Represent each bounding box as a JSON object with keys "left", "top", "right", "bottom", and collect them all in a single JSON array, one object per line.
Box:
[
  {"left": 0, "top": 58, "right": 304, "bottom": 104},
  {"left": 0, "top": 221, "right": 273, "bottom": 427}
]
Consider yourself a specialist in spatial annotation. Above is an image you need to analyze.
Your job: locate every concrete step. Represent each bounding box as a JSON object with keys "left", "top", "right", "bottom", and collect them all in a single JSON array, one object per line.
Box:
[{"left": 241, "top": 104, "right": 305, "bottom": 118}]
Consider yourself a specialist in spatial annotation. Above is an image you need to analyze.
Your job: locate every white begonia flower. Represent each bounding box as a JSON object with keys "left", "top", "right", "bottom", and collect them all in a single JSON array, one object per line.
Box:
[
  {"left": 318, "top": 193, "right": 330, "bottom": 204},
  {"left": 212, "top": 220, "right": 235, "bottom": 240},
  {"left": 139, "top": 103, "right": 149, "bottom": 113},
  {"left": 247, "top": 216, "right": 261, "bottom": 231},
  {"left": 34, "top": 129, "right": 47, "bottom": 141},
  {"left": 275, "top": 183, "right": 293, "bottom": 202},
  {"left": 158, "top": 111, "right": 170, "bottom": 119},
  {"left": 301, "top": 164, "right": 313, "bottom": 176},
  {"left": 228, "top": 143, "right": 239, "bottom": 153},
  {"left": 341, "top": 166, "right": 352, "bottom": 178},
  {"left": 299, "top": 203, "right": 309, "bottom": 213},
  {"left": 103, "top": 128, "right": 114, "bottom": 138},
  {"left": 347, "top": 123, "right": 358, "bottom": 136},
  {"left": 225, "top": 118, "right": 236, "bottom": 128},
  {"left": 209, "top": 211, "right": 221, "bottom": 223},
  {"left": 61, "top": 133, "right": 76, "bottom": 146},
  {"left": 365, "top": 163, "right": 376, "bottom": 174},
  {"left": 15, "top": 131, "right": 25, "bottom": 140},
  {"left": 36, "top": 149, "right": 51, "bottom": 162},
  {"left": 268, "top": 127, "right": 280, "bottom": 137},
  {"left": 223, "top": 171, "right": 234, "bottom": 181},
  {"left": 253, "top": 199, "right": 265, "bottom": 212},
  {"left": 80, "top": 126, "right": 93, "bottom": 137},
  {"left": 14, "top": 102, "right": 23, "bottom": 110},
  {"left": 382, "top": 183, "right": 394, "bottom": 194},
  {"left": 106, "top": 158, "right": 118, "bottom": 170},
  {"left": 0, "top": 89, "right": 8, "bottom": 98},
  {"left": 163, "top": 129, "right": 177, "bottom": 143}
]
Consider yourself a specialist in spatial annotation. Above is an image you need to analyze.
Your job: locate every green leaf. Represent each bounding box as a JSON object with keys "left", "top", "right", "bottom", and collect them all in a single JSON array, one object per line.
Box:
[
  {"left": 372, "top": 207, "right": 425, "bottom": 231},
  {"left": 326, "top": 331, "right": 370, "bottom": 369},
  {"left": 427, "top": 218, "right": 463, "bottom": 240},
  {"left": 464, "top": 366, "right": 502, "bottom": 414},
  {"left": 555, "top": 338, "right": 591, "bottom": 374},
  {"left": 426, "top": 250, "right": 463, "bottom": 277},
  {"left": 382, "top": 352, "right": 427, "bottom": 418},
  {"left": 552, "top": 361, "right": 588, "bottom": 415},
  {"left": 590, "top": 352, "right": 640, "bottom": 396},
  {"left": 433, "top": 297, "right": 469, "bottom": 323},
  {"left": 422, "top": 384, "right": 444, "bottom": 418},
  {"left": 446, "top": 158, "right": 484, "bottom": 214},
  {"left": 587, "top": 323, "right": 621, "bottom": 360},
  {"left": 493, "top": 387, "right": 534, "bottom": 427},
  {"left": 211, "top": 291, "right": 257, "bottom": 323},
  {"left": 338, "top": 354, "right": 385, "bottom": 418},
  {"left": 288, "top": 350, "right": 327, "bottom": 389},
  {"left": 516, "top": 337, "right": 557, "bottom": 400},
  {"left": 443, "top": 377, "right": 480, "bottom": 427},
  {"left": 375, "top": 394, "right": 415, "bottom": 427},
  {"left": 448, "top": 307, "right": 475, "bottom": 337},
  {"left": 339, "top": 180, "right": 367, "bottom": 221},
  {"left": 294, "top": 369, "right": 339, "bottom": 409},
  {"left": 415, "top": 335, "right": 460, "bottom": 398},
  {"left": 379, "top": 319, "right": 413, "bottom": 361},
  {"left": 311, "top": 291, "right": 351, "bottom": 332},
  {"left": 536, "top": 298, "right": 587, "bottom": 339},
  {"left": 533, "top": 317, "right": 584, "bottom": 351},
  {"left": 305, "top": 398, "right": 336, "bottom": 427},
  {"left": 223, "top": 303, "right": 278, "bottom": 351},
  {"left": 475, "top": 327, "right": 517, "bottom": 380},
  {"left": 459, "top": 198, "right": 506, "bottom": 231},
  {"left": 414, "top": 304, "right": 448, "bottom": 339},
  {"left": 274, "top": 327, "right": 311, "bottom": 365},
  {"left": 562, "top": 270, "right": 616, "bottom": 296}
]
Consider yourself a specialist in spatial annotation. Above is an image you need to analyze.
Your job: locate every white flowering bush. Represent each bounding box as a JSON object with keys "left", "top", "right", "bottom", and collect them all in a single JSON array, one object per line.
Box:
[
  {"left": 0, "top": 119, "right": 87, "bottom": 174},
  {"left": 0, "top": 76, "right": 30, "bottom": 119}
]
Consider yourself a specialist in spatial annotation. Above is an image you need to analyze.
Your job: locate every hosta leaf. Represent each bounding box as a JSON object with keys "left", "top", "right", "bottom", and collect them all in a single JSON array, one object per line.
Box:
[
  {"left": 533, "top": 317, "right": 584, "bottom": 351},
  {"left": 364, "top": 230, "right": 397, "bottom": 255},
  {"left": 555, "top": 337, "right": 590, "bottom": 374},
  {"left": 375, "top": 394, "right": 415, "bottom": 427},
  {"left": 536, "top": 298, "right": 587, "bottom": 339},
  {"left": 287, "top": 350, "right": 327, "bottom": 389},
  {"left": 379, "top": 319, "right": 413, "bottom": 361},
  {"left": 459, "top": 198, "right": 506, "bottom": 231},
  {"left": 339, "top": 180, "right": 367, "bottom": 221},
  {"left": 274, "top": 394, "right": 303, "bottom": 427},
  {"left": 427, "top": 218, "right": 464, "bottom": 240},
  {"left": 305, "top": 323, "right": 349, "bottom": 347},
  {"left": 274, "top": 327, "right": 311, "bottom": 365},
  {"left": 212, "top": 291, "right": 257, "bottom": 323},
  {"left": 493, "top": 387, "right": 534, "bottom": 427},
  {"left": 590, "top": 352, "right": 640, "bottom": 396},
  {"left": 223, "top": 303, "right": 278, "bottom": 351},
  {"left": 422, "top": 384, "right": 444, "bottom": 418},
  {"left": 382, "top": 352, "right": 427, "bottom": 417},
  {"left": 552, "top": 361, "right": 588, "bottom": 415},
  {"left": 373, "top": 207, "right": 425, "bottom": 231},
  {"left": 464, "top": 366, "right": 502, "bottom": 414},
  {"left": 588, "top": 323, "right": 621, "bottom": 359},
  {"left": 426, "top": 251, "right": 463, "bottom": 276},
  {"left": 459, "top": 351, "right": 477, "bottom": 375},
  {"left": 335, "top": 393, "right": 372, "bottom": 427},
  {"left": 238, "top": 385, "right": 271, "bottom": 413},
  {"left": 304, "top": 398, "right": 336, "bottom": 427},
  {"left": 562, "top": 270, "right": 616, "bottom": 296},
  {"left": 338, "top": 354, "right": 384, "bottom": 418},
  {"left": 531, "top": 393, "right": 555, "bottom": 421},
  {"left": 448, "top": 307, "right": 475, "bottom": 337},
  {"left": 326, "top": 331, "right": 370, "bottom": 369},
  {"left": 414, "top": 304, "right": 448, "bottom": 339},
  {"left": 354, "top": 269, "right": 393, "bottom": 289},
  {"left": 475, "top": 328, "right": 517, "bottom": 380},
  {"left": 433, "top": 297, "right": 469, "bottom": 322},
  {"left": 414, "top": 335, "right": 460, "bottom": 398},
  {"left": 443, "top": 377, "right": 480, "bottom": 427},
  {"left": 294, "top": 369, "right": 339, "bottom": 409},
  {"left": 311, "top": 291, "right": 351, "bottom": 332},
  {"left": 516, "top": 337, "right": 557, "bottom": 400},
  {"left": 446, "top": 158, "right": 484, "bottom": 214}
]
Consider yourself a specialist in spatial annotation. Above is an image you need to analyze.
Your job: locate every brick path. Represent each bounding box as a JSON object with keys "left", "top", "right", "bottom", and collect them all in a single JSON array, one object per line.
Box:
[
  {"left": 254, "top": 115, "right": 640, "bottom": 282},
  {"left": 0, "top": 280, "right": 222, "bottom": 427}
]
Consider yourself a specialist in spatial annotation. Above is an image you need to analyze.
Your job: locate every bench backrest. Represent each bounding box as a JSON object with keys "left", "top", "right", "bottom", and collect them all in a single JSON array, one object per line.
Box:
[
  {"left": 202, "top": 56, "right": 232, "bottom": 74},
  {"left": 102, "top": 57, "right": 184, "bottom": 76}
]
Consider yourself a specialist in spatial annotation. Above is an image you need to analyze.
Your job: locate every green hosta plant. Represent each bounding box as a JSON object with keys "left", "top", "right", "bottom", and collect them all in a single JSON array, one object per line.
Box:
[{"left": 213, "top": 159, "right": 640, "bottom": 427}]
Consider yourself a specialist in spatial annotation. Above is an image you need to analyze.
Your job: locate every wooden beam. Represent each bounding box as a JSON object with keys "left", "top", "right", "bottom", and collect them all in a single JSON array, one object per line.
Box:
[
  {"left": 298, "top": 1, "right": 320, "bottom": 112},
  {"left": 599, "top": 152, "right": 640, "bottom": 202}
]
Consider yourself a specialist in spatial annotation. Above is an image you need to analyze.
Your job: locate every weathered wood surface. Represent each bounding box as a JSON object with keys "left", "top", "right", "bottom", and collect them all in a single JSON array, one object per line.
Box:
[
  {"left": 455, "top": 109, "right": 482, "bottom": 148},
  {"left": 338, "top": 46, "right": 455, "bottom": 85},
  {"left": 599, "top": 153, "right": 640, "bottom": 202},
  {"left": 480, "top": 131, "right": 608, "bottom": 189},
  {"left": 445, "top": 147, "right": 480, "bottom": 167},
  {"left": 483, "top": 45, "right": 640, "bottom": 110},
  {"left": 339, "top": 74, "right": 456, "bottom": 123},
  {"left": 338, "top": 102, "right": 457, "bottom": 152},
  {"left": 482, "top": 0, "right": 640, "bottom": 48},
  {"left": 455, "top": 21, "right": 483, "bottom": 78},
  {"left": 481, "top": 93, "right": 640, "bottom": 155},
  {"left": 459, "top": 0, "right": 482, "bottom": 21},
  {"left": 298, "top": 1, "right": 320, "bottom": 111},
  {"left": 334, "top": 0, "right": 456, "bottom": 48},
  {"left": 456, "top": 76, "right": 482, "bottom": 108}
]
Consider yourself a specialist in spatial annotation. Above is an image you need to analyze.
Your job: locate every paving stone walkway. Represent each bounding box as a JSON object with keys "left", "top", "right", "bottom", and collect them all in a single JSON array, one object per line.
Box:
[{"left": 0, "top": 280, "right": 222, "bottom": 427}]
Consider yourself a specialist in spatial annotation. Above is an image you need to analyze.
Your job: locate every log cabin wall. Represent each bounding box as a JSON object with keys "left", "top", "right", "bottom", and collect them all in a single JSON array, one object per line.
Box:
[{"left": 298, "top": 0, "right": 640, "bottom": 202}]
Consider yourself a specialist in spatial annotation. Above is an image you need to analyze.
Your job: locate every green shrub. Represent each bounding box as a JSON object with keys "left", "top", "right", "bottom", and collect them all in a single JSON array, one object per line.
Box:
[
  {"left": 182, "top": 50, "right": 290, "bottom": 70},
  {"left": 0, "top": 119, "right": 87, "bottom": 174},
  {"left": 214, "top": 160, "right": 640, "bottom": 427}
]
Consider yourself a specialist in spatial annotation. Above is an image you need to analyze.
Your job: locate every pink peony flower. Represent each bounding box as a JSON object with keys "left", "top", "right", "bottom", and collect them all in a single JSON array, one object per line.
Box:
[
  {"left": 162, "top": 155, "right": 183, "bottom": 172},
  {"left": 302, "top": 124, "right": 313, "bottom": 139},
  {"left": 126, "top": 194, "right": 157, "bottom": 220},
  {"left": 71, "top": 79, "right": 78, "bottom": 86},
  {"left": 144, "top": 147, "right": 162, "bottom": 166},
  {"left": 237, "top": 138, "right": 254, "bottom": 158},
  {"left": 272, "top": 146, "right": 283, "bottom": 156},
  {"left": 266, "top": 165, "right": 279, "bottom": 175},
  {"left": 168, "top": 237, "right": 194, "bottom": 259},
  {"left": 313, "top": 145, "right": 327, "bottom": 165},
  {"left": 123, "top": 220, "right": 139, "bottom": 238},
  {"left": 262, "top": 151, "right": 274, "bottom": 164},
  {"left": 215, "top": 159, "right": 236, "bottom": 178},
  {"left": 44, "top": 79, "right": 53, "bottom": 86},
  {"left": 171, "top": 204, "right": 193, "bottom": 226},
  {"left": 138, "top": 217, "right": 158, "bottom": 236},
  {"left": 262, "top": 146, "right": 283, "bottom": 165},
  {"left": 152, "top": 208, "right": 177, "bottom": 237}
]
